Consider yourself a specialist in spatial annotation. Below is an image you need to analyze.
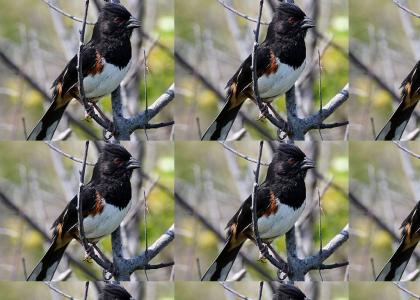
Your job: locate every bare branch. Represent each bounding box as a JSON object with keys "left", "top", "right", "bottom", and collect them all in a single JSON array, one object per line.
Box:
[
  {"left": 41, "top": 0, "right": 95, "bottom": 25},
  {"left": 393, "top": 0, "right": 420, "bottom": 18},
  {"left": 218, "top": 141, "right": 270, "bottom": 166},
  {"left": 393, "top": 141, "right": 420, "bottom": 159}
]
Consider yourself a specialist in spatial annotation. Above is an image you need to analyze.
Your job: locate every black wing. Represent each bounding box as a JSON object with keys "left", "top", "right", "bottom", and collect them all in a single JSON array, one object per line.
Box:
[
  {"left": 226, "top": 44, "right": 275, "bottom": 99},
  {"left": 51, "top": 182, "right": 97, "bottom": 238},
  {"left": 226, "top": 181, "right": 273, "bottom": 237},
  {"left": 52, "top": 43, "right": 98, "bottom": 98}
]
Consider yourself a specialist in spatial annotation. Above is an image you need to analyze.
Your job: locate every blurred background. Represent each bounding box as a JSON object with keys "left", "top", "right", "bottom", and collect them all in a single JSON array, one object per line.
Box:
[
  {"left": 175, "top": 281, "right": 348, "bottom": 300},
  {"left": 0, "top": 281, "right": 173, "bottom": 300},
  {"left": 349, "top": 141, "right": 420, "bottom": 280},
  {"left": 175, "top": 141, "right": 348, "bottom": 283},
  {"left": 0, "top": 141, "right": 174, "bottom": 281},
  {"left": 349, "top": 0, "right": 420, "bottom": 140},
  {"left": 0, "top": 0, "right": 174, "bottom": 140},
  {"left": 349, "top": 282, "right": 420, "bottom": 300},
  {"left": 175, "top": 0, "right": 348, "bottom": 140}
]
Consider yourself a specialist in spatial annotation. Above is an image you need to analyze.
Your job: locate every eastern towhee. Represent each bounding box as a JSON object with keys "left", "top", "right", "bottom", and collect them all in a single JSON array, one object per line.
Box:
[
  {"left": 27, "top": 143, "right": 140, "bottom": 281},
  {"left": 201, "top": 3, "right": 315, "bottom": 140},
  {"left": 376, "top": 201, "right": 420, "bottom": 281},
  {"left": 27, "top": 3, "right": 140, "bottom": 140},
  {"left": 273, "top": 283, "right": 307, "bottom": 300},
  {"left": 201, "top": 143, "right": 314, "bottom": 281},
  {"left": 100, "top": 283, "right": 133, "bottom": 300},
  {"left": 376, "top": 60, "right": 420, "bottom": 140}
]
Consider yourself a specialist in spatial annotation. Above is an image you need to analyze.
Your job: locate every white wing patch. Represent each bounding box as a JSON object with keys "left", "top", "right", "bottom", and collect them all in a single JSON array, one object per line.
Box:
[
  {"left": 257, "top": 58, "right": 306, "bottom": 102},
  {"left": 83, "top": 58, "right": 131, "bottom": 100},
  {"left": 257, "top": 199, "right": 306, "bottom": 240},
  {"left": 83, "top": 199, "right": 131, "bottom": 239}
]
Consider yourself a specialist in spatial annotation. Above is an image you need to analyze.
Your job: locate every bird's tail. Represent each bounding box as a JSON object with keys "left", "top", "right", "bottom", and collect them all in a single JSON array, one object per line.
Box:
[
  {"left": 27, "top": 98, "right": 70, "bottom": 141},
  {"left": 375, "top": 239, "right": 417, "bottom": 281},
  {"left": 375, "top": 99, "right": 418, "bottom": 140},
  {"left": 27, "top": 239, "right": 69, "bottom": 281},
  {"left": 201, "top": 98, "right": 244, "bottom": 141},
  {"left": 201, "top": 237, "right": 244, "bottom": 281}
]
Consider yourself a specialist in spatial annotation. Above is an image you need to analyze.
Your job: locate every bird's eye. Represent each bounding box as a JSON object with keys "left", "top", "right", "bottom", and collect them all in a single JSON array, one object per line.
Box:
[
  {"left": 288, "top": 17, "right": 298, "bottom": 25},
  {"left": 113, "top": 158, "right": 123, "bottom": 165},
  {"left": 288, "top": 158, "right": 296, "bottom": 164},
  {"left": 114, "top": 17, "right": 124, "bottom": 24}
]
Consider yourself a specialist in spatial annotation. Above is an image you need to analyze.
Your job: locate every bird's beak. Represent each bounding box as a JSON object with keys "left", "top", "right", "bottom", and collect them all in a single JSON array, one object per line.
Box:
[
  {"left": 127, "top": 16, "right": 141, "bottom": 29},
  {"left": 126, "top": 157, "right": 141, "bottom": 170},
  {"left": 300, "top": 157, "right": 315, "bottom": 170},
  {"left": 301, "top": 16, "right": 315, "bottom": 29}
]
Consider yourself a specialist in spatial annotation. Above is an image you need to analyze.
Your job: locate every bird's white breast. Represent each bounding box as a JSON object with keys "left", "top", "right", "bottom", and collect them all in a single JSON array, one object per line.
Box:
[
  {"left": 83, "top": 199, "right": 131, "bottom": 239},
  {"left": 83, "top": 58, "right": 131, "bottom": 100},
  {"left": 257, "top": 59, "right": 306, "bottom": 102},
  {"left": 257, "top": 199, "right": 305, "bottom": 240}
]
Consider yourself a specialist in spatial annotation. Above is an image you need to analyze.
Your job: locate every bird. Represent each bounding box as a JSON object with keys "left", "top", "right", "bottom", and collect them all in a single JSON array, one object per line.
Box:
[
  {"left": 201, "top": 143, "right": 314, "bottom": 281},
  {"left": 201, "top": 3, "right": 315, "bottom": 140},
  {"left": 376, "top": 201, "right": 420, "bottom": 281},
  {"left": 27, "top": 143, "right": 140, "bottom": 281},
  {"left": 99, "top": 283, "right": 133, "bottom": 300},
  {"left": 273, "top": 283, "right": 307, "bottom": 300},
  {"left": 27, "top": 3, "right": 140, "bottom": 140},
  {"left": 376, "top": 60, "right": 420, "bottom": 140}
]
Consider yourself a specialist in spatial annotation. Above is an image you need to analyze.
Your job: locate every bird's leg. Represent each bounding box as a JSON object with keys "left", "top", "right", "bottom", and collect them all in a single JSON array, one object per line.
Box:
[
  {"left": 266, "top": 103, "right": 283, "bottom": 121},
  {"left": 267, "top": 243, "right": 287, "bottom": 265}
]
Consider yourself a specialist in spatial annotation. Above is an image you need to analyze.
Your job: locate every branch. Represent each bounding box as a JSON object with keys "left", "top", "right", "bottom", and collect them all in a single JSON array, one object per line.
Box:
[
  {"left": 393, "top": 141, "right": 420, "bottom": 159},
  {"left": 393, "top": 0, "right": 420, "bottom": 18},
  {"left": 218, "top": 141, "right": 270, "bottom": 166},
  {"left": 111, "top": 225, "right": 174, "bottom": 280},
  {"left": 111, "top": 84, "right": 174, "bottom": 140},
  {"left": 41, "top": 0, "right": 95, "bottom": 25},
  {"left": 45, "top": 142, "right": 96, "bottom": 166}
]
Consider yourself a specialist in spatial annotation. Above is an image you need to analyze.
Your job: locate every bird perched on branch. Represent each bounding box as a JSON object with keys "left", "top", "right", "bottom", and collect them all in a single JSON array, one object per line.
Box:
[
  {"left": 376, "top": 60, "right": 420, "bottom": 140},
  {"left": 201, "top": 143, "right": 314, "bottom": 281},
  {"left": 27, "top": 143, "right": 140, "bottom": 281},
  {"left": 100, "top": 283, "right": 133, "bottom": 300},
  {"left": 376, "top": 201, "right": 420, "bottom": 281},
  {"left": 27, "top": 3, "right": 140, "bottom": 140},
  {"left": 201, "top": 3, "right": 314, "bottom": 140}
]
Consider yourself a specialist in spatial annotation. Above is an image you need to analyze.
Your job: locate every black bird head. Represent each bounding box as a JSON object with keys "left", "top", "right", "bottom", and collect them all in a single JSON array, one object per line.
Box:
[
  {"left": 273, "top": 283, "right": 308, "bottom": 300},
  {"left": 267, "top": 143, "right": 314, "bottom": 182},
  {"left": 94, "top": 143, "right": 140, "bottom": 181},
  {"left": 94, "top": 3, "right": 141, "bottom": 40},
  {"left": 100, "top": 283, "right": 133, "bottom": 300},
  {"left": 267, "top": 3, "right": 315, "bottom": 40}
]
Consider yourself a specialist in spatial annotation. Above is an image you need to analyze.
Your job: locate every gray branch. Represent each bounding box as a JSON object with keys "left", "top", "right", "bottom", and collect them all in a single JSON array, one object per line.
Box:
[
  {"left": 286, "top": 224, "right": 348, "bottom": 280},
  {"left": 287, "top": 84, "right": 349, "bottom": 139},
  {"left": 112, "top": 224, "right": 174, "bottom": 280},
  {"left": 111, "top": 84, "right": 175, "bottom": 140}
]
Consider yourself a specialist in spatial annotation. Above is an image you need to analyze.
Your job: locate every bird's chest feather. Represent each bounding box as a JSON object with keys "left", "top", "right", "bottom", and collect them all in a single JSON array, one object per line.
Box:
[
  {"left": 257, "top": 199, "right": 305, "bottom": 240},
  {"left": 83, "top": 198, "right": 131, "bottom": 239},
  {"left": 257, "top": 58, "right": 305, "bottom": 101},
  {"left": 83, "top": 58, "right": 131, "bottom": 100}
]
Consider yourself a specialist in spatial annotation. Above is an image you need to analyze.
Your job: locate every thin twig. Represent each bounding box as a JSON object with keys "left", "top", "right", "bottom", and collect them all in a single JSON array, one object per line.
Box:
[
  {"left": 393, "top": 0, "right": 420, "bottom": 18},
  {"left": 393, "top": 141, "right": 420, "bottom": 159},
  {"left": 218, "top": 282, "right": 251, "bottom": 300},
  {"left": 77, "top": 141, "right": 90, "bottom": 252},
  {"left": 83, "top": 282, "right": 89, "bottom": 300},
  {"left": 317, "top": 49, "right": 323, "bottom": 140},
  {"left": 44, "top": 282, "right": 76, "bottom": 300},
  {"left": 143, "top": 48, "right": 149, "bottom": 140},
  {"left": 317, "top": 188, "right": 323, "bottom": 281},
  {"left": 217, "top": 0, "right": 269, "bottom": 25},
  {"left": 218, "top": 141, "right": 270, "bottom": 166},
  {"left": 41, "top": 0, "right": 95, "bottom": 24},
  {"left": 258, "top": 282, "right": 264, "bottom": 300},
  {"left": 143, "top": 190, "right": 149, "bottom": 281},
  {"left": 393, "top": 282, "right": 420, "bottom": 299},
  {"left": 45, "top": 142, "right": 96, "bottom": 166}
]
